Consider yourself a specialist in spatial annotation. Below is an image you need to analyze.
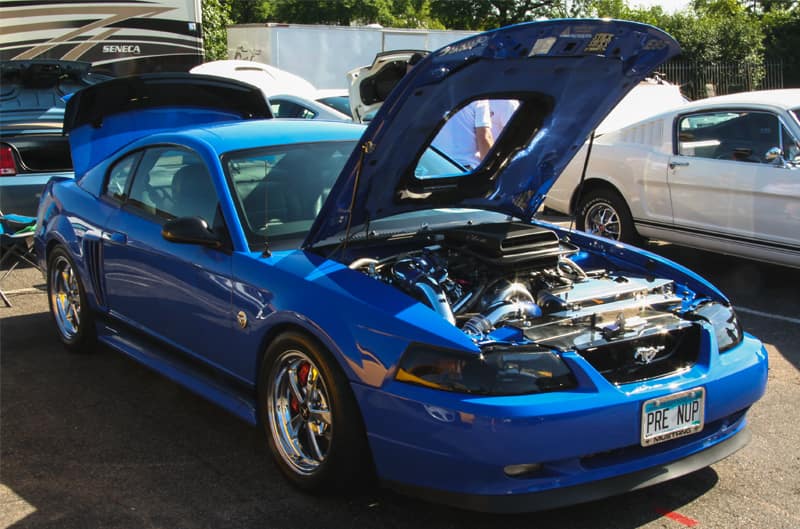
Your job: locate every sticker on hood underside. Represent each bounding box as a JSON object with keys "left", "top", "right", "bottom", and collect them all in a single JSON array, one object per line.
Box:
[
  {"left": 644, "top": 38, "right": 668, "bottom": 50},
  {"left": 561, "top": 26, "right": 595, "bottom": 38},
  {"left": 529, "top": 37, "right": 557, "bottom": 56},
  {"left": 585, "top": 33, "right": 615, "bottom": 53},
  {"left": 440, "top": 35, "right": 489, "bottom": 56}
]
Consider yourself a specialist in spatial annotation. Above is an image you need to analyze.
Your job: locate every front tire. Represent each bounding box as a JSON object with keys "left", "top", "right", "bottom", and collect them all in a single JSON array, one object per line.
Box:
[
  {"left": 258, "top": 331, "right": 372, "bottom": 492},
  {"left": 47, "top": 246, "right": 96, "bottom": 353},
  {"left": 577, "top": 189, "right": 640, "bottom": 245}
]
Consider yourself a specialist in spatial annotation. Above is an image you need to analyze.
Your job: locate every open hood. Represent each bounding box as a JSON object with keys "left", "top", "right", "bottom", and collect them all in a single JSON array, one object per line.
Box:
[
  {"left": 64, "top": 73, "right": 272, "bottom": 177},
  {"left": 304, "top": 19, "right": 679, "bottom": 248}
]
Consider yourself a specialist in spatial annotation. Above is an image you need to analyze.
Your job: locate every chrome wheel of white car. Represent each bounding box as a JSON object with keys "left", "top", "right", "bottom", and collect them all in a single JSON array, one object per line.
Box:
[
  {"left": 584, "top": 201, "right": 621, "bottom": 240},
  {"left": 259, "top": 332, "right": 373, "bottom": 490},
  {"left": 268, "top": 349, "right": 333, "bottom": 475},
  {"left": 47, "top": 246, "right": 96, "bottom": 352},
  {"left": 577, "top": 189, "right": 640, "bottom": 245}
]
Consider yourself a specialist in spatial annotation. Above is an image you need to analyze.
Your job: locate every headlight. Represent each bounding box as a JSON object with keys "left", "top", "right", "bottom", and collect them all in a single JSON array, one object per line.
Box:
[
  {"left": 692, "top": 301, "right": 743, "bottom": 353},
  {"left": 395, "top": 344, "right": 576, "bottom": 395}
]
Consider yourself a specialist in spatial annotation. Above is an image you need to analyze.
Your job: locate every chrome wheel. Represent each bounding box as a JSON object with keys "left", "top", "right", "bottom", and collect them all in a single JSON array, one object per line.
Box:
[
  {"left": 49, "top": 254, "right": 82, "bottom": 340},
  {"left": 268, "top": 350, "right": 333, "bottom": 475},
  {"left": 584, "top": 201, "right": 622, "bottom": 240}
]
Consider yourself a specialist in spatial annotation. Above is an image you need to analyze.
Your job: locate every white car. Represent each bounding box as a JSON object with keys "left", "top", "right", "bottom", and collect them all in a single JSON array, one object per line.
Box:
[
  {"left": 545, "top": 89, "right": 800, "bottom": 268},
  {"left": 190, "top": 60, "right": 351, "bottom": 121},
  {"left": 348, "top": 50, "right": 427, "bottom": 122}
]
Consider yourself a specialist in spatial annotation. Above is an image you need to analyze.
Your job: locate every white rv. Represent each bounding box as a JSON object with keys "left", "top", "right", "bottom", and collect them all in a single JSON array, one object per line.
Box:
[{"left": 0, "top": 0, "right": 204, "bottom": 76}]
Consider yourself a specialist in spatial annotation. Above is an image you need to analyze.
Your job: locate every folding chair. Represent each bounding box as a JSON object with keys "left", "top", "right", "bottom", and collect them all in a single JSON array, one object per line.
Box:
[{"left": 0, "top": 212, "right": 39, "bottom": 307}]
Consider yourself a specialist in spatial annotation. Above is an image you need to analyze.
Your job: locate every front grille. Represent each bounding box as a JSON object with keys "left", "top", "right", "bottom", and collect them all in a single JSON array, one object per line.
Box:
[{"left": 579, "top": 324, "right": 701, "bottom": 385}]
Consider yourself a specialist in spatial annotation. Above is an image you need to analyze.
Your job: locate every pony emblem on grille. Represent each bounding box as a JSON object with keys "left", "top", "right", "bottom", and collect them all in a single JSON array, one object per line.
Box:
[{"left": 634, "top": 345, "right": 665, "bottom": 365}]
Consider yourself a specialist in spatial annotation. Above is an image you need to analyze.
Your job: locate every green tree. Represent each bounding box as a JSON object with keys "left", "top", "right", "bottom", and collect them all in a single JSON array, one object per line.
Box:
[
  {"left": 762, "top": 5, "right": 800, "bottom": 85},
  {"left": 670, "top": 1, "right": 763, "bottom": 64},
  {"left": 429, "top": 0, "right": 554, "bottom": 30},
  {"left": 202, "top": 0, "right": 233, "bottom": 60},
  {"left": 219, "top": 0, "right": 789, "bottom": 88},
  {"left": 263, "top": 0, "right": 397, "bottom": 25},
  {"left": 390, "top": 0, "right": 446, "bottom": 28},
  {"left": 231, "top": 1, "right": 272, "bottom": 23}
]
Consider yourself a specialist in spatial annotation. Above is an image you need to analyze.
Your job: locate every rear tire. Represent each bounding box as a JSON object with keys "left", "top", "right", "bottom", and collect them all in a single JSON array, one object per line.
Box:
[
  {"left": 47, "top": 246, "right": 96, "bottom": 353},
  {"left": 577, "top": 189, "right": 640, "bottom": 245},
  {"left": 258, "top": 331, "right": 372, "bottom": 492}
]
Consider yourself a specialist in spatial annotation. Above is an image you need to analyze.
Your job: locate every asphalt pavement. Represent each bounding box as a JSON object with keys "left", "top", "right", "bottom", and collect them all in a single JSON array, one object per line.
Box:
[{"left": 1, "top": 242, "right": 798, "bottom": 529}]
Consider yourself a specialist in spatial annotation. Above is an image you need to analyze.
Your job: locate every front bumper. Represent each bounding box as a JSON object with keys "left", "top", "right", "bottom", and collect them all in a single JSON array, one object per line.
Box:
[
  {"left": 386, "top": 426, "right": 751, "bottom": 513},
  {"left": 352, "top": 332, "right": 767, "bottom": 511}
]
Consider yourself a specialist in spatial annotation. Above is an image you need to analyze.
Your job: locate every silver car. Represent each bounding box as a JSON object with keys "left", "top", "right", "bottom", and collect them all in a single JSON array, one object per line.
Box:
[{"left": 545, "top": 89, "right": 800, "bottom": 268}]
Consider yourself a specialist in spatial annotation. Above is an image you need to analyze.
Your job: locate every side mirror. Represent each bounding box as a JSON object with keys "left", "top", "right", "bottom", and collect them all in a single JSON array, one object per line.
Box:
[
  {"left": 764, "top": 147, "right": 783, "bottom": 163},
  {"left": 162, "top": 216, "right": 222, "bottom": 248}
]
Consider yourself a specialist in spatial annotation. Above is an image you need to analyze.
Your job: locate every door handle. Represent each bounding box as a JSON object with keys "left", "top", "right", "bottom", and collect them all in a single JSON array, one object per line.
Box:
[
  {"left": 669, "top": 161, "right": 690, "bottom": 169},
  {"left": 105, "top": 231, "right": 128, "bottom": 245}
]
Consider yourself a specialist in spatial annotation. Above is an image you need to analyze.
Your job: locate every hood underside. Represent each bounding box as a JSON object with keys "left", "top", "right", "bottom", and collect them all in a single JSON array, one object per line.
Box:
[{"left": 303, "top": 19, "right": 680, "bottom": 247}]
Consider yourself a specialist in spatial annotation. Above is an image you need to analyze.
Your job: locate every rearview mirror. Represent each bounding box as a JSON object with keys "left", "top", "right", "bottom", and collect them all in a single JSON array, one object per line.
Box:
[{"left": 162, "top": 216, "right": 221, "bottom": 248}]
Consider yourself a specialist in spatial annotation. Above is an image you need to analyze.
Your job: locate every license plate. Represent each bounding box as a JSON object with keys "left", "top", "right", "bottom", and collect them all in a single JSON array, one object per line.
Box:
[{"left": 641, "top": 387, "right": 705, "bottom": 447}]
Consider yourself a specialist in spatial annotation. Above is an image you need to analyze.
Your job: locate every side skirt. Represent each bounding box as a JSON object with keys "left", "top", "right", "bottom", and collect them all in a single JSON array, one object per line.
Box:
[
  {"left": 97, "top": 317, "right": 258, "bottom": 425},
  {"left": 634, "top": 218, "right": 800, "bottom": 256}
]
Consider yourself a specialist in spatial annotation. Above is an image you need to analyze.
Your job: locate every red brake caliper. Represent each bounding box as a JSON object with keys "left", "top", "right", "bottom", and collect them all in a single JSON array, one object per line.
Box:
[{"left": 290, "top": 362, "right": 311, "bottom": 414}]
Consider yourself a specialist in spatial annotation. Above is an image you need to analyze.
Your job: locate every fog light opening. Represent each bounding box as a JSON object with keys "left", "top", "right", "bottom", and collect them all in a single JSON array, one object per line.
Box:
[{"left": 504, "top": 463, "right": 543, "bottom": 478}]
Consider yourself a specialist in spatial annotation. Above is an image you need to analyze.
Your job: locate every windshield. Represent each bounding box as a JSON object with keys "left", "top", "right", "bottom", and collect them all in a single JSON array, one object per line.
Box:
[
  {"left": 791, "top": 107, "right": 800, "bottom": 126},
  {"left": 225, "top": 141, "right": 354, "bottom": 249},
  {"left": 224, "top": 141, "right": 470, "bottom": 249}
]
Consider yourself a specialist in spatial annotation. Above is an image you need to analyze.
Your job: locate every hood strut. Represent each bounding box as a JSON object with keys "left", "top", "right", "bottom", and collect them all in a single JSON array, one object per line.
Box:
[
  {"left": 570, "top": 130, "right": 597, "bottom": 231},
  {"left": 344, "top": 140, "right": 376, "bottom": 247}
]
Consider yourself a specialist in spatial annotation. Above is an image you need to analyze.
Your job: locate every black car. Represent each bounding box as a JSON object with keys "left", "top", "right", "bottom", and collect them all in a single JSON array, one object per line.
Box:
[{"left": 0, "top": 60, "right": 108, "bottom": 216}]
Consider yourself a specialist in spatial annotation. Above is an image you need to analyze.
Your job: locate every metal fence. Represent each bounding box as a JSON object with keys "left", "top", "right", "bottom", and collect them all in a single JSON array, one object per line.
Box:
[{"left": 660, "top": 60, "right": 784, "bottom": 100}]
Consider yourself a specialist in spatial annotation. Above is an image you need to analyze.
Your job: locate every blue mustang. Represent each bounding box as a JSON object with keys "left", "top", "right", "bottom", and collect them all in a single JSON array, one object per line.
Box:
[{"left": 35, "top": 20, "right": 768, "bottom": 512}]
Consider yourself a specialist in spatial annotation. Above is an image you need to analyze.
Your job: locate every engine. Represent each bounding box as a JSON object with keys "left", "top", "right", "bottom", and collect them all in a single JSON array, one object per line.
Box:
[
  {"left": 348, "top": 222, "right": 722, "bottom": 384},
  {"left": 350, "top": 222, "right": 679, "bottom": 336}
]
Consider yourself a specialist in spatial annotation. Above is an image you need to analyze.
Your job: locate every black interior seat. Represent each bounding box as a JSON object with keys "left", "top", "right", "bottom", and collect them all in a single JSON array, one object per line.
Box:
[{"left": 170, "top": 163, "right": 219, "bottom": 224}]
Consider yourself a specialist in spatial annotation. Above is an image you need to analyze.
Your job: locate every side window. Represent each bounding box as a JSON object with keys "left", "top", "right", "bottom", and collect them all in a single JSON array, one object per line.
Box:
[
  {"left": 678, "top": 111, "right": 780, "bottom": 163},
  {"left": 104, "top": 153, "right": 140, "bottom": 202},
  {"left": 270, "top": 99, "right": 317, "bottom": 119},
  {"left": 127, "top": 148, "right": 219, "bottom": 225},
  {"left": 782, "top": 125, "right": 800, "bottom": 162}
]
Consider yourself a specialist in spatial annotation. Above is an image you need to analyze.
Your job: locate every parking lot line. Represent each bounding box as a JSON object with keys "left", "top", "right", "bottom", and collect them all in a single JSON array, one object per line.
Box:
[
  {"left": 1, "top": 288, "right": 40, "bottom": 296},
  {"left": 654, "top": 507, "right": 699, "bottom": 527},
  {"left": 735, "top": 306, "right": 800, "bottom": 326}
]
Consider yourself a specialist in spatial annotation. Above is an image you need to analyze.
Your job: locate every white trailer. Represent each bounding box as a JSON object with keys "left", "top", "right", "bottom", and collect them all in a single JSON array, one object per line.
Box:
[{"left": 227, "top": 23, "right": 477, "bottom": 89}]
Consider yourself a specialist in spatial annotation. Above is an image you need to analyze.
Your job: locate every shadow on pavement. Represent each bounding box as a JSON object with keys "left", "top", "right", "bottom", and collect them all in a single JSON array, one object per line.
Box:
[{"left": 2, "top": 313, "right": 720, "bottom": 529}]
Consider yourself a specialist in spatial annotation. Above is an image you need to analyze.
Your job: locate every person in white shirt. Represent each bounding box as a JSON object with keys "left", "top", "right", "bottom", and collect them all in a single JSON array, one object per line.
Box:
[
  {"left": 489, "top": 99, "right": 520, "bottom": 140},
  {"left": 432, "top": 99, "right": 519, "bottom": 169},
  {"left": 432, "top": 99, "right": 493, "bottom": 169}
]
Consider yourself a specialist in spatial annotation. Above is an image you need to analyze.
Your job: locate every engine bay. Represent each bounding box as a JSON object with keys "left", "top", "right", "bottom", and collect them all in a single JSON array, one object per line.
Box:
[{"left": 346, "top": 221, "right": 729, "bottom": 384}]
